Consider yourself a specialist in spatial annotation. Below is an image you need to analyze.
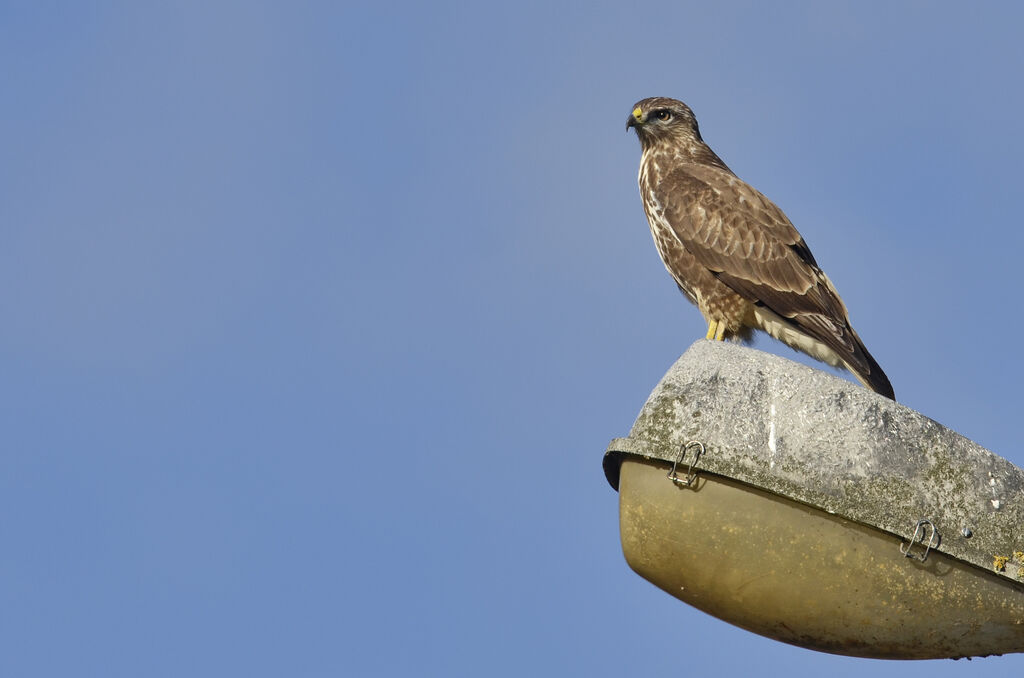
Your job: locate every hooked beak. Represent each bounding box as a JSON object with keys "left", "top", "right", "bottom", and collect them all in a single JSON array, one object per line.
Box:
[{"left": 626, "top": 106, "right": 644, "bottom": 131}]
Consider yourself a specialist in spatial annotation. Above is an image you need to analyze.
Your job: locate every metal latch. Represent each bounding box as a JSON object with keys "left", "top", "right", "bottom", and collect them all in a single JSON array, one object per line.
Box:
[
  {"left": 900, "top": 519, "right": 939, "bottom": 562},
  {"left": 668, "top": 440, "right": 705, "bottom": 487}
]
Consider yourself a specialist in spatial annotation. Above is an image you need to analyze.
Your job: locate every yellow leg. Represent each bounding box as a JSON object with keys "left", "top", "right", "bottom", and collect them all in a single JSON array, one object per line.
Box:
[
  {"left": 705, "top": 319, "right": 719, "bottom": 341},
  {"left": 714, "top": 322, "right": 726, "bottom": 341}
]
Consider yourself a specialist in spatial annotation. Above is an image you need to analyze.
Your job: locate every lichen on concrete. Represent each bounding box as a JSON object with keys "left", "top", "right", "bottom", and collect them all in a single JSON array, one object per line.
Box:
[{"left": 604, "top": 340, "right": 1024, "bottom": 584}]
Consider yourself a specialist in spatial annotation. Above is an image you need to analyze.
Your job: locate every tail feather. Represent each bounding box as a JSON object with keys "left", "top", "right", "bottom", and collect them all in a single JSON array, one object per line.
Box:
[
  {"left": 751, "top": 306, "right": 895, "bottom": 400},
  {"left": 842, "top": 334, "right": 894, "bottom": 400}
]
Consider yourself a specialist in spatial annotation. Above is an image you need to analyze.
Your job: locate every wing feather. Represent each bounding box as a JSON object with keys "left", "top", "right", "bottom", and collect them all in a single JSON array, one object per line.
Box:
[
  {"left": 655, "top": 164, "right": 842, "bottom": 319},
  {"left": 653, "top": 163, "right": 880, "bottom": 380}
]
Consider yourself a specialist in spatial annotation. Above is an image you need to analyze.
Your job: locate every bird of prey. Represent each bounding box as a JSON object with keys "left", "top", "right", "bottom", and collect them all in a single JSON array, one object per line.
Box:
[{"left": 627, "top": 97, "right": 894, "bottom": 399}]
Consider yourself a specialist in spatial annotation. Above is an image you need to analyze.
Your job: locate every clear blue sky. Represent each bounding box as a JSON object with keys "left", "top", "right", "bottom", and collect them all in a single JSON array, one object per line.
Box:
[{"left": 2, "top": 2, "right": 1023, "bottom": 675}]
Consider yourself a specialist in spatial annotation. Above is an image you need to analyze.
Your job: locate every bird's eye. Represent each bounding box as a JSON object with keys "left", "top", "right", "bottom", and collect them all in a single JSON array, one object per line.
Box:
[{"left": 655, "top": 110, "right": 672, "bottom": 121}]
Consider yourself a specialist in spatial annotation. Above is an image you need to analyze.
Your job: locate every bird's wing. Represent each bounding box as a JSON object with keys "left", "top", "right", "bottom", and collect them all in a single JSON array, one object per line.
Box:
[{"left": 656, "top": 164, "right": 863, "bottom": 362}]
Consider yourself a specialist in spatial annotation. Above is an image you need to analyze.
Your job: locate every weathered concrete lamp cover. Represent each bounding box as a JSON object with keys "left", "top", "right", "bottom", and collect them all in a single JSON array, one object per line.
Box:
[{"left": 604, "top": 341, "right": 1024, "bottom": 660}]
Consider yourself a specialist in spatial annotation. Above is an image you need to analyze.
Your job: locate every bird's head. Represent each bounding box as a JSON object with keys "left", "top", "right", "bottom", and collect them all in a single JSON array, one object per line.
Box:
[{"left": 627, "top": 97, "right": 703, "bottom": 150}]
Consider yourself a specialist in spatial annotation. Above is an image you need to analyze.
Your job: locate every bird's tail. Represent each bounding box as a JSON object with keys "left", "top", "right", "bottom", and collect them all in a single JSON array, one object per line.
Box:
[
  {"left": 842, "top": 332, "right": 894, "bottom": 400},
  {"left": 752, "top": 306, "right": 895, "bottom": 400}
]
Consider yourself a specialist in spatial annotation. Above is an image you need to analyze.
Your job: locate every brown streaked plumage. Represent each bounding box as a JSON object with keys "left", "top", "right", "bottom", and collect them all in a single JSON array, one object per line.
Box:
[{"left": 627, "top": 97, "right": 894, "bottom": 399}]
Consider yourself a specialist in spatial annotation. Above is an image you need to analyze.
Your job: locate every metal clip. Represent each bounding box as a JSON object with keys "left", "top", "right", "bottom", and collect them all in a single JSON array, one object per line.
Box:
[
  {"left": 668, "top": 440, "right": 705, "bottom": 487},
  {"left": 900, "top": 519, "right": 939, "bottom": 562}
]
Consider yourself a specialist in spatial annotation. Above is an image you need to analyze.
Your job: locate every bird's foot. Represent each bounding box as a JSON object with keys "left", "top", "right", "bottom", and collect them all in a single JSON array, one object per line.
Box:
[{"left": 705, "top": 319, "right": 727, "bottom": 341}]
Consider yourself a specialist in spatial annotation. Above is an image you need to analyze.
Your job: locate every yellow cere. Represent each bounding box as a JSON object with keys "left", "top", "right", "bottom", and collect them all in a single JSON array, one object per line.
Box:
[{"left": 632, "top": 107, "right": 643, "bottom": 121}]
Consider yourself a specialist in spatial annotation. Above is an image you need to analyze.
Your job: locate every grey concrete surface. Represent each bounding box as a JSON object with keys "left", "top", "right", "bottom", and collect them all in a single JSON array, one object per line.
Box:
[{"left": 604, "top": 340, "right": 1024, "bottom": 582}]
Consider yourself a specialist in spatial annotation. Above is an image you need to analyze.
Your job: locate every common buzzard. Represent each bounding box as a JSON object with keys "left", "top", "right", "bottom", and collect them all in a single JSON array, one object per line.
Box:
[{"left": 627, "top": 97, "right": 894, "bottom": 399}]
